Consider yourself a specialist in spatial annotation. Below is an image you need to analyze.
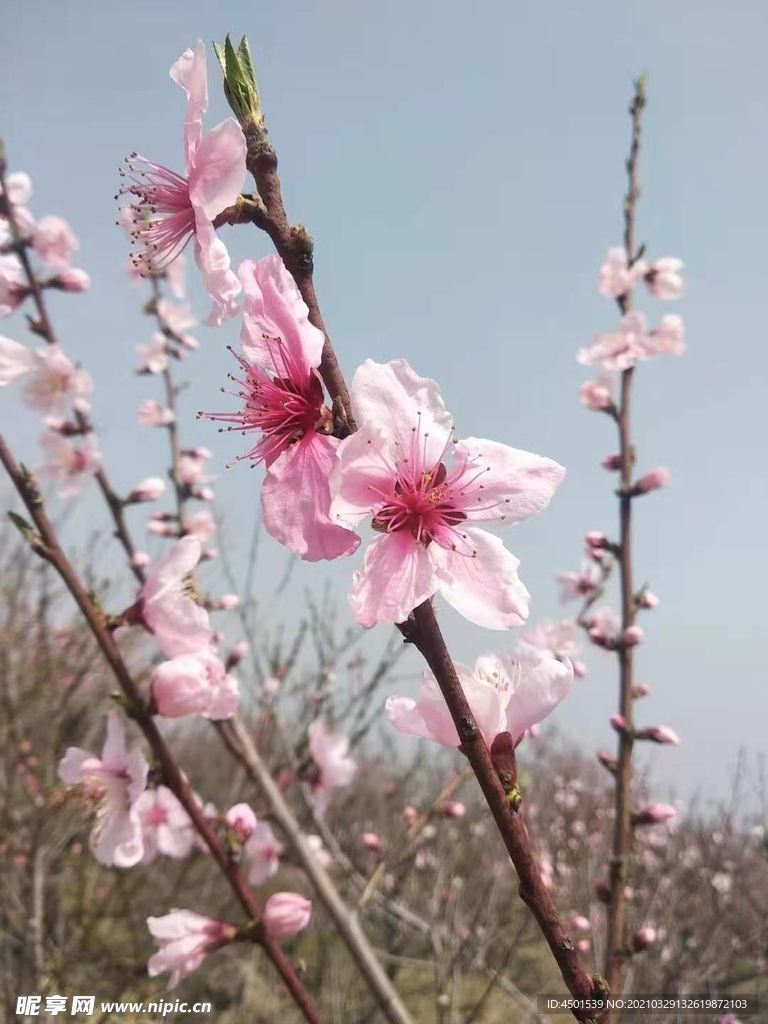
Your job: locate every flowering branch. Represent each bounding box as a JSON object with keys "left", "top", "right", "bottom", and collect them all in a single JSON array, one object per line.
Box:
[{"left": 0, "top": 437, "right": 325, "bottom": 1024}]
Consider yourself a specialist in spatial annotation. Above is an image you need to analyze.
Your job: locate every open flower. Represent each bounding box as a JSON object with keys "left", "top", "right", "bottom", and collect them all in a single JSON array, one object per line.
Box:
[
  {"left": 32, "top": 216, "right": 79, "bottom": 269},
  {"left": 58, "top": 711, "right": 148, "bottom": 867},
  {"left": 119, "top": 41, "right": 246, "bottom": 326},
  {"left": 598, "top": 247, "right": 648, "bottom": 299},
  {"left": 135, "top": 786, "right": 196, "bottom": 863},
  {"left": 330, "top": 359, "right": 565, "bottom": 629},
  {"left": 308, "top": 718, "right": 356, "bottom": 816},
  {"left": 136, "top": 334, "right": 169, "bottom": 374},
  {"left": 151, "top": 649, "right": 239, "bottom": 720},
  {"left": 516, "top": 618, "right": 583, "bottom": 671},
  {"left": 386, "top": 650, "right": 572, "bottom": 750},
  {"left": 202, "top": 255, "right": 360, "bottom": 561},
  {"left": 555, "top": 561, "right": 599, "bottom": 602},
  {"left": 39, "top": 431, "right": 100, "bottom": 498},
  {"left": 244, "top": 821, "right": 284, "bottom": 886},
  {"left": 147, "top": 910, "right": 235, "bottom": 989},
  {"left": 137, "top": 535, "right": 211, "bottom": 658}
]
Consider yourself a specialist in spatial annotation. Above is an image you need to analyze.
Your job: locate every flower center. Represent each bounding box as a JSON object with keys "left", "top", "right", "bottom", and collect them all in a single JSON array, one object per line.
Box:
[
  {"left": 119, "top": 154, "right": 195, "bottom": 273},
  {"left": 372, "top": 463, "right": 467, "bottom": 544}
]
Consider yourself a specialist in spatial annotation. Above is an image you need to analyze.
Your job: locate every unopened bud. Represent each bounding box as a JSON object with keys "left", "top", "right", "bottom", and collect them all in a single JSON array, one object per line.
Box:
[
  {"left": 597, "top": 750, "right": 617, "bottom": 773},
  {"left": 632, "top": 925, "right": 658, "bottom": 951},
  {"left": 601, "top": 454, "right": 623, "bottom": 471},
  {"left": 637, "top": 725, "right": 679, "bottom": 745},
  {"left": 632, "top": 802, "right": 677, "bottom": 827},
  {"left": 622, "top": 625, "right": 644, "bottom": 647},
  {"left": 127, "top": 476, "right": 166, "bottom": 503},
  {"left": 634, "top": 467, "right": 671, "bottom": 495},
  {"left": 442, "top": 801, "right": 466, "bottom": 819},
  {"left": 632, "top": 683, "right": 650, "bottom": 698},
  {"left": 637, "top": 589, "right": 659, "bottom": 609},
  {"left": 51, "top": 268, "right": 91, "bottom": 292}
]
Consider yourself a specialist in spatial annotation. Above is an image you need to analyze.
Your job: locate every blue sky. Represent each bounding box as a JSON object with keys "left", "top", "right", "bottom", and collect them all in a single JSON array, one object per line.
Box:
[{"left": 2, "top": 0, "right": 766, "bottom": 805}]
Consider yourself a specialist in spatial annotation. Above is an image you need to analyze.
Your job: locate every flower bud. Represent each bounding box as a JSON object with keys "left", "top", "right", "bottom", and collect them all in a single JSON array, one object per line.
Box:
[
  {"left": 601, "top": 454, "right": 623, "bottom": 471},
  {"left": 225, "top": 803, "right": 257, "bottom": 843},
  {"left": 361, "top": 831, "right": 384, "bottom": 853},
  {"left": 610, "top": 714, "right": 628, "bottom": 734},
  {"left": 634, "top": 467, "right": 671, "bottom": 494},
  {"left": 572, "top": 660, "right": 588, "bottom": 679},
  {"left": 127, "top": 476, "right": 166, "bottom": 503},
  {"left": 632, "top": 925, "right": 658, "bottom": 951},
  {"left": 637, "top": 725, "right": 680, "bottom": 745},
  {"left": 632, "top": 802, "right": 677, "bottom": 827},
  {"left": 403, "top": 806, "right": 419, "bottom": 826},
  {"left": 570, "top": 912, "right": 591, "bottom": 932},
  {"left": 442, "top": 801, "right": 466, "bottom": 819},
  {"left": 637, "top": 589, "right": 659, "bottom": 610},
  {"left": 597, "top": 750, "right": 617, "bottom": 773},
  {"left": 131, "top": 551, "right": 151, "bottom": 569},
  {"left": 263, "top": 892, "right": 312, "bottom": 940},
  {"left": 52, "top": 268, "right": 91, "bottom": 292},
  {"left": 585, "top": 531, "right": 609, "bottom": 549},
  {"left": 632, "top": 683, "right": 650, "bottom": 698},
  {"left": 147, "top": 519, "right": 178, "bottom": 537},
  {"left": 622, "top": 625, "right": 644, "bottom": 647}
]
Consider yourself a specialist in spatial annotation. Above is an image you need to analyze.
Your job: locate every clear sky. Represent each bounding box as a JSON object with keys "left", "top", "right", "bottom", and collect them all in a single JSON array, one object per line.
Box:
[{"left": 2, "top": 0, "right": 766, "bottom": 805}]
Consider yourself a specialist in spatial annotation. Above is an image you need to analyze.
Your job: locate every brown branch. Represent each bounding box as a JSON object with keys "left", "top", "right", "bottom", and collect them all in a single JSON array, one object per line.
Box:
[
  {"left": 0, "top": 436, "right": 325, "bottom": 1024},
  {"left": 603, "top": 76, "right": 647, "bottom": 1010}
]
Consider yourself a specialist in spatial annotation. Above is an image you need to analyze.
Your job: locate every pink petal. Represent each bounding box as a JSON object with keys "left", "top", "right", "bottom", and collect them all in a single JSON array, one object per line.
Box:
[
  {"left": 501, "top": 651, "right": 573, "bottom": 743},
  {"left": 170, "top": 41, "right": 209, "bottom": 165},
  {"left": 349, "top": 359, "right": 453, "bottom": 463},
  {"left": 430, "top": 527, "right": 530, "bottom": 629},
  {"left": 0, "top": 335, "right": 33, "bottom": 384},
  {"left": 453, "top": 438, "right": 566, "bottom": 525},
  {"left": 188, "top": 118, "right": 246, "bottom": 221},
  {"left": 262, "top": 436, "right": 360, "bottom": 561},
  {"left": 100, "top": 710, "right": 128, "bottom": 770},
  {"left": 58, "top": 747, "right": 98, "bottom": 785},
  {"left": 193, "top": 216, "right": 241, "bottom": 327},
  {"left": 330, "top": 425, "right": 397, "bottom": 528},
  {"left": 349, "top": 532, "right": 437, "bottom": 628}
]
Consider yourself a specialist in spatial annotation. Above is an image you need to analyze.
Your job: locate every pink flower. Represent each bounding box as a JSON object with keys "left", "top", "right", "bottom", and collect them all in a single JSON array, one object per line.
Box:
[
  {"left": 39, "top": 431, "right": 100, "bottom": 498},
  {"left": 598, "top": 248, "right": 648, "bottom": 299},
  {"left": 306, "top": 834, "right": 333, "bottom": 869},
  {"left": 555, "top": 561, "right": 599, "bottom": 603},
  {"left": 202, "top": 255, "right": 360, "bottom": 562},
  {"left": 386, "top": 650, "right": 572, "bottom": 750},
  {"left": 135, "top": 786, "right": 195, "bottom": 863},
  {"left": 147, "top": 910, "right": 235, "bottom": 989},
  {"left": 331, "top": 359, "right": 565, "bottom": 629},
  {"left": 151, "top": 649, "right": 239, "bottom": 720},
  {"left": 586, "top": 607, "right": 622, "bottom": 648},
  {"left": 645, "top": 257, "right": 684, "bottom": 300},
  {"left": 579, "top": 371, "right": 615, "bottom": 411},
  {"left": 120, "top": 42, "right": 246, "bottom": 326},
  {"left": 147, "top": 518, "right": 178, "bottom": 538},
  {"left": 127, "top": 476, "right": 166, "bottom": 503},
  {"left": 0, "top": 255, "right": 26, "bottom": 317},
  {"left": 601, "top": 454, "right": 622, "bottom": 471},
  {"left": 570, "top": 912, "right": 591, "bottom": 932},
  {"left": 442, "top": 801, "right": 466, "bottom": 818},
  {"left": 632, "top": 926, "right": 658, "bottom": 951},
  {"left": 51, "top": 268, "right": 91, "bottom": 292},
  {"left": 0, "top": 335, "right": 33, "bottom": 384},
  {"left": 362, "top": 831, "right": 384, "bottom": 853},
  {"left": 262, "top": 893, "right": 312, "bottom": 941},
  {"left": 225, "top": 803, "right": 257, "bottom": 843},
  {"left": 634, "top": 467, "right": 670, "bottom": 494},
  {"left": 136, "top": 334, "right": 169, "bottom": 375},
  {"left": 632, "top": 803, "right": 677, "bottom": 827},
  {"left": 622, "top": 625, "right": 644, "bottom": 647},
  {"left": 648, "top": 313, "right": 685, "bottom": 356},
  {"left": 597, "top": 750, "right": 617, "bottom": 772},
  {"left": 0, "top": 172, "right": 35, "bottom": 234},
  {"left": 137, "top": 535, "right": 210, "bottom": 658},
  {"left": 308, "top": 718, "right": 356, "bottom": 816},
  {"left": 517, "top": 619, "right": 581, "bottom": 662},
  {"left": 138, "top": 399, "right": 175, "bottom": 427},
  {"left": 611, "top": 714, "right": 628, "bottom": 734},
  {"left": 32, "top": 216, "right": 79, "bottom": 269},
  {"left": 58, "top": 711, "right": 147, "bottom": 866},
  {"left": 185, "top": 510, "right": 216, "bottom": 542},
  {"left": 577, "top": 311, "right": 651, "bottom": 371},
  {"left": 176, "top": 448, "right": 211, "bottom": 486},
  {"left": 637, "top": 725, "right": 679, "bottom": 745},
  {"left": 244, "top": 821, "right": 285, "bottom": 885}
]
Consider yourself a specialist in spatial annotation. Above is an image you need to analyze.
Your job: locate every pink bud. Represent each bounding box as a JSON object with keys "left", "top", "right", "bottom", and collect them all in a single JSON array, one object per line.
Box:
[
  {"left": 131, "top": 551, "right": 151, "bottom": 569},
  {"left": 638, "top": 725, "right": 680, "bottom": 745},
  {"left": 597, "top": 750, "right": 617, "bottom": 773},
  {"left": 632, "top": 683, "right": 650, "bottom": 698},
  {"left": 442, "top": 801, "right": 466, "bottom": 819},
  {"left": 147, "top": 520, "right": 177, "bottom": 537},
  {"left": 637, "top": 590, "right": 659, "bottom": 609},
  {"left": 576, "top": 939, "right": 591, "bottom": 953},
  {"left": 196, "top": 486, "right": 215, "bottom": 502},
  {"left": 634, "top": 467, "right": 671, "bottom": 494},
  {"left": 403, "top": 806, "right": 419, "bottom": 825},
  {"left": 52, "top": 268, "right": 91, "bottom": 292},
  {"left": 601, "top": 454, "right": 623, "bottom": 471},
  {"left": 632, "top": 925, "right": 658, "bottom": 951},
  {"left": 610, "top": 715, "right": 628, "bottom": 734},
  {"left": 263, "top": 892, "right": 312, "bottom": 940},
  {"left": 622, "top": 625, "right": 644, "bottom": 647},
  {"left": 127, "top": 476, "right": 166, "bottom": 503},
  {"left": 225, "top": 803, "right": 257, "bottom": 843},
  {"left": 362, "top": 832, "right": 384, "bottom": 853},
  {"left": 633, "top": 803, "right": 677, "bottom": 827},
  {"left": 570, "top": 912, "right": 591, "bottom": 932},
  {"left": 585, "top": 531, "right": 609, "bottom": 549},
  {"left": 32, "top": 216, "right": 79, "bottom": 269},
  {"left": 572, "top": 660, "right": 588, "bottom": 679}
]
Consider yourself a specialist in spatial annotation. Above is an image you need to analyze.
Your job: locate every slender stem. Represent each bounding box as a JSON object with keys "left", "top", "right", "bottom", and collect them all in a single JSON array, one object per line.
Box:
[
  {"left": 0, "top": 436, "right": 325, "bottom": 1024},
  {"left": 603, "top": 77, "right": 646, "bottom": 1006}
]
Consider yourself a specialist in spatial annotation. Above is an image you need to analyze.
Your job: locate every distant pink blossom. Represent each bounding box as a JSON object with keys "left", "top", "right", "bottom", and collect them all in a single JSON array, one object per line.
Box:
[
  {"left": 0, "top": 255, "right": 26, "bottom": 317},
  {"left": 648, "top": 313, "right": 685, "bottom": 355},
  {"left": 225, "top": 803, "right": 257, "bottom": 843},
  {"left": 442, "top": 801, "right": 466, "bottom": 818},
  {"left": 633, "top": 803, "right": 677, "bottom": 827},
  {"left": 634, "top": 467, "right": 670, "bottom": 494},
  {"left": 517, "top": 618, "right": 581, "bottom": 663},
  {"left": 362, "top": 832, "right": 384, "bottom": 853},
  {"left": 211, "top": 593, "right": 239, "bottom": 611},
  {"left": 0, "top": 172, "right": 35, "bottom": 233},
  {"left": 711, "top": 871, "right": 733, "bottom": 896},
  {"left": 139, "top": 399, "right": 175, "bottom": 426},
  {"left": 645, "top": 257, "right": 684, "bottom": 299},
  {"left": 632, "top": 926, "right": 658, "bottom": 951},
  {"left": 576, "top": 938, "right": 590, "bottom": 953},
  {"left": 244, "top": 821, "right": 284, "bottom": 885},
  {"left": 555, "top": 561, "right": 599, "bottom": 602},
  {"left": 185, "top": 510, "right": 216, "bottom": 542},
  {"left": 308, "top": 718, "right": 357, "bottom": 816},
  {"left": 586, "top": 607, "right": 622, "bottom": 648},
  {"left": 137, "top": 535, "right": 210, "bottom": 658},
  {"left": 403, "top": 806, "right": 419, "bottom": 825},
  {"left": 579, "top": 371, "right": 615, "bottom": 411},
  {"left": 1, "top": 343, "right": 94, "bottom": 425},
  {"left": 152, "top": 649, "right": 238, "bottom": 720},
  {"left": 52, "top": 267, "right": 91, "bottom": 292},
  {"left": 147, "top": 910, "right": 235, "bottom": 989},
  {"left": 598, "top": 247, "right": 648, "bottom": 298},
  {"left": 203, "top": 255, "right": 360, "bottom": 562},
  {"left": 306, "top": 834, "right": 333, "bottom": 869},
  {"left": 331, "top": 359, "right": 564, "bottom": 629},
  {"left": 136, "top": 334, "right": 169, "bottom": 374},
  {"left": 577, "top": 311, "right": 650, "bottom": 371},
  {"left": 39, "top": 431, "right": 100, "bottom": 498},
  {"left": 135, "top": 786, "right": 195, "bottom": 863},
  {"left": 58, "top": 711, "right": 147, "bottom": 867},
  {"left": 386, "top": 650, "right": 572, "bottom": 750},
  {"left": 263, "top": 893, "right": 312, "bottom": 941},
  {"left": 127, "top": 477, "right": 166, "bottom": 503},
  {"left": 147, "top": 518, "right": 178, "bottom": 538},
  {"left": 120, "top": 42, "right": 246, "bottom": 326},
  {"left": 0, "top": 335, "right": 33, "bottom": 384},
  {"left": 32, "top": 215, "right": 79, "bottom": 269}
]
